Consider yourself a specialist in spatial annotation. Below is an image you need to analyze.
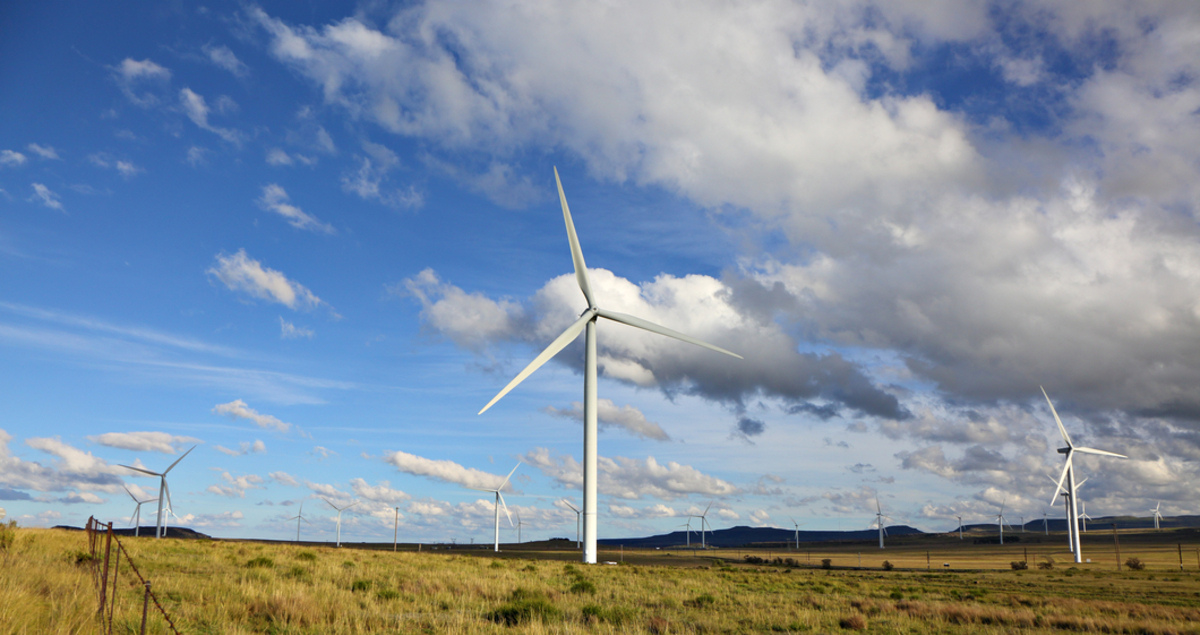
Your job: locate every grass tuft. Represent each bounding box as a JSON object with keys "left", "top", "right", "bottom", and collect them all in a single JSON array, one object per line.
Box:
[{"left": 486, "top": 587, "right": 561, "bottom": 625}]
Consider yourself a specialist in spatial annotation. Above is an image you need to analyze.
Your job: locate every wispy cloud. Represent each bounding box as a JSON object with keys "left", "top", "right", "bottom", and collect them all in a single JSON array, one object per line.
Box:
[
  {"left": 257, "top": 184, "right": 334, "bottom": 234},
  {"left": 179, "top": 87, "right": 242, "bottom": 144},
  {"left": 112, "top": 58, "right": 171, "bottom": 107},
  {"left": 88, "top": 432, "right": 200, "bottom": 454},
  {"left": 30, "top": 183, "right": 63, "bottom": 211},
  {"left": 0, "top": 150, "right": 27, "bottom": 168},
  {"left": 212, "top": 400, "right": 292, "bottom": 433},
  {"left": 208, "top": 249, "right": 331, "bottom": 312},
  {"left": 213, "top": 440, "right": 266, "bottom": 456},
  {"left": 542, "top": 399, "right": 670, "bottom": 441},
  {"left": 279, "top": 317, "right": 314, "bottom": 339},
  {"left": 383, "top": 450, "right": 517, "bottom": 491},
  {"left": 25, "top": 143, "right": 59, "bottom": 160},
  {"left": 202, "top": 43, "right": 249, "bottom": 77}
]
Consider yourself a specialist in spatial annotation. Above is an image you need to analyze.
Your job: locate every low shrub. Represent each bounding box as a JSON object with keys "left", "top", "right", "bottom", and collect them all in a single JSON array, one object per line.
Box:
[
  {"left": 1037, "top": 556, "right": 1054, "bottom": 570},
  {"left": 246, "top": 556, "right": 275, "bottom": 568},
  {"left": 490, "top": 560, "right": 505, "bottom": 569},
  {"left": 685, "top": 593, "right": 716, "bottom": 608},
  {"left": 648, "top": 616, "right": 671, "bottom": 634},
  {"left": 0, "top": 520, "right": 16, "bottom": 552},
  {"left": 294, "top": 550, "right": 317, "bottom": 562},
  {"left": 882, "top": 560, "right": 894, "bottom": 571},
  {"left": 1010, "top": 560, "right": 1028, "bottom": 570},
  {"left": 67, "top": 549, "right": 96, "bottom": 566},
  {"left": 376, "top": 588, "right": 400, "bottom": 601},
  {"left": 822, "top": 558, "right": 833, "bottom": 569},
  {"left": 351, "top": 579, "right": 372, "bottom": 592},
  {"left": 1125, "top": 557, "right": 1145, "bottom": 571},
  {"left": 840, "top": 614, "right": 867, "bottom": 630},
  {"left": 569, "top": 579, "right": 597, "bottom": 595},
  {"left": 486, "top": 588, "right": 561, "bottom": 626},
  {"left": 581, "top": 604, "right": 633, "bottom": 624}
]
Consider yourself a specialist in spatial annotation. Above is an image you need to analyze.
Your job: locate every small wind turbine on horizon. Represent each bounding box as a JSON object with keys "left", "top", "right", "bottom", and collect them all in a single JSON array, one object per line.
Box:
[
  {"left": 995, "top": 501, "right": 1011, "bottom": 545},
  {"left": 1043, "top": 510, "right": 1049, "bottom": 535},
  {"left": 478, "top": 168, "right": 742, "bottom": 565},
  {"left": 790, "top": 518, "right": 805, "bottom": 549},
  {"left": 287, "top": 502, "right": 311, "bottom": 543},
  {"left": 955, "top": 514, "right": 964, "bottom": 540},
  {"left": 322, "top": 498, "right": 358, "bottom": 548},
  {"left": 561, "top": 499, "right": 582, "bottom": 549},
  {"left": 1152, "top": 502, "right": 1163, "bottom": 530},
  {"left": 872, "top": 498, "right": 889, "bottom": 549},
  {"left": 692, "top": 502, "right": 714, "bottom": 549},
  {"left": 119, "top": 445, "right": 195, "bottom": 539},
  {"left": 1043, "top": 386, "right": 1127, "bottom": 563},
  {"left": 123, "top": 486, "right": 157, "bottom": 538},
  {"left": 468, "top": 462, "right": 521, "bottom": 553},
  {"left": 1078, "top": 500, "right": 1092, "bottom": 532},
  {"left": 515, "top": 510, "right": 525, "bottom": 544}
]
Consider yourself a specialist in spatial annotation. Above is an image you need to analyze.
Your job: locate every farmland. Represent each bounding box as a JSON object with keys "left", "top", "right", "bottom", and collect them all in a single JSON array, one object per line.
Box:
[{"left": 5, "top": 523, "right": 1200, "bottom": 634}]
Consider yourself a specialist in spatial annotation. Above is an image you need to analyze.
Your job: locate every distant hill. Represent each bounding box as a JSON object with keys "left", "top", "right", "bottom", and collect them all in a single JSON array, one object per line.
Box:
[
  {"left": 599, "top": 524, "right": 923, "bottom": 549},
  {"left": 53, "top": 525, "right": 212, "bottom": 540}
]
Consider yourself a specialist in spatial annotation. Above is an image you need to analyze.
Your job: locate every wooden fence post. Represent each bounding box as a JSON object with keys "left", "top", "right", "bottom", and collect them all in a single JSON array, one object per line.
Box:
[
  {"left": 99, "top": 522, "right": 112, "bottom": 614},
  {"left": 141, "top": 581, "right": 151, "bottom": 635},
  {"left": 1112, "top": 524, "right": 1121, "bottom": 571}
]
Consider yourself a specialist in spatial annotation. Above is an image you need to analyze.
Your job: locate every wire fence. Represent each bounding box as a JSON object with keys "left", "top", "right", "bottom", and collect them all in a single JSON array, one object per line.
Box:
[{"left": 84, "top": 516, "right": 182, "bottom": 635}]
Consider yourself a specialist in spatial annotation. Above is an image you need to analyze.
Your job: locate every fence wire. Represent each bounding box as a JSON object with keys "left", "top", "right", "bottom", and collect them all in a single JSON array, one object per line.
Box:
[{"left": 85, "top": 516, "right": 183, "bottom": 635}]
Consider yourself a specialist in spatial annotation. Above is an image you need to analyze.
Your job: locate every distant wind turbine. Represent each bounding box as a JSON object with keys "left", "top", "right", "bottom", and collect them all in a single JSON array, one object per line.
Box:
[
  {"left": 1043, "top": 510, "right": 1049, "bottom": 535},
  {"left": 287, "top": 502, "right": 310, "bottom": 543},
  {"left": 119, "top": 445, "right": 195, "bottom": 539},
  {"left": 1043, "top": 386, "right": 1127, "bottom": 563},
  {"left": 692, "top": 502, "right": 714, "bottom": 549},
  {"left": 1078, "top": 500, "right": 1092, "bottom": 533},
  {"left": 995, "top": 501, "right": 1010, "bottom": 545},
  {"left": 478, "top": 168, "right": 742, "bottom": 564},
  {"left": 955, "top": 515, "right": 964, "bottom": 540},
  {"left": 562, "top": 499, "right": 582, "bottom": 549},
  {"left": 1152, "top": 502, "right": 1163, "bottom": 530},
  {"left": 123, "top": 486, "right": 157, "bottom": 538},
  {"left": 789, "top": 518, "right": 805, "bottom": 549},
  {"left": 468, "top": 462, "right": 521, "bottom": 553},
  {"left": 322, "top": 498, "right": 359, "bottom": 547},
  {"left": 872, "top": 498, "right": 889, "bottom": 549},
  {"left": 679, "top": 520, "right": 693, "bottom": 548}
]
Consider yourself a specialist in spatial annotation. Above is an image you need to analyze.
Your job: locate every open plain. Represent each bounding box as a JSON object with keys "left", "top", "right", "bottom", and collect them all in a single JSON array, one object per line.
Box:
[{"left": 6, "top": 524, "right": 1200, "bottom": 634}]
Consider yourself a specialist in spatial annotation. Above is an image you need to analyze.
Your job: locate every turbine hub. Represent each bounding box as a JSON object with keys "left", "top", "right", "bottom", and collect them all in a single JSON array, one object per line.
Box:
[{"left": 1056, "top": 447, "right": 1070, "bottom": 454}]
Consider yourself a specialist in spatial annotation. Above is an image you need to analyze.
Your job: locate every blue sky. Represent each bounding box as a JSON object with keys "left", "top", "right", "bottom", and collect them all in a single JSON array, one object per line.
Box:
[{"left": 3, "top": 1, "right": 1199, "bottom": 543}]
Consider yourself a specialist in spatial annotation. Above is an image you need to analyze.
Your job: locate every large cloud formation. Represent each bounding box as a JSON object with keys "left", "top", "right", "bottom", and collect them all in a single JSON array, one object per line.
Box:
[{"left": 255, "top": 2, "right": 1200, "bottom": 516}]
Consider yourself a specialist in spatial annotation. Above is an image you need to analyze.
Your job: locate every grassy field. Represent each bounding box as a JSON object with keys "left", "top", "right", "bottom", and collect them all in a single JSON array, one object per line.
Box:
[{"left": 5, "top": 522, "right": 1200, "bottom": 634}]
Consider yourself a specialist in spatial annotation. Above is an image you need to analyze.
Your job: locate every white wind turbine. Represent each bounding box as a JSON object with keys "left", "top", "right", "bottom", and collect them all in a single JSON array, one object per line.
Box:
[
  {"left": 789, "top": 518, "right": 806, "bottom": 549},
  {"left": 872, "top": 498, "right": 889, "bottom": 549},
  {"left": 995, "top": 501, "right": 1011, "bottom": 545},
  {"left": 679, "top": 520, "right": 693, "bottom": 548},
  {"left": 1043, "top": 386, "right": 1127, "bottom": 563},
  {"left": 515, "top": 511, "right": 526, "bottom": 544},
  {"left": 692, "top": 502, "right": 714, "bottom": 549},
  {"left": 1152, "top": 502, "right": 1163, "bottom": 530},
  {"left": 1078, "top": 500, "right": 1092, "bottom": 533},
  {"left": 119, "top": 445, "right": 195, "bottom": 539},
  {"left": 124, "top": 486, "right": 157, "bottom": 538},
  {"left": 478, "top": 168, "right": 742, "bottom": 564},
  {"left": 561, "top": 499, "right": 582, "bottom": 549},
  {"left": 468, "top": 462, "right": 521, "bottom": 553},
  {"left": 955, "top": 514, "right": 964, "bottom": 540},
  {"left": 287, "top": 502, "right": 311, "bottom": 543},
  {"left": 322, "top": 498, "right": 359, "bottom": 547},
  {"left": 1043, "top": 510, "right": 1049, "bottom": 535}
]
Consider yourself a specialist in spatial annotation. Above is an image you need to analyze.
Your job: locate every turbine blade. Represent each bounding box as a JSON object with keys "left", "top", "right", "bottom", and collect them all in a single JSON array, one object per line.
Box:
[
  {"left": 498, "top": 461, "right": 522, "bottom": 491},
  {"left": 498, "top": 492, "right": 513, "bottom": 527},
  {"left": 479, "top": 310, "right": 595, "bottom": 414},
  {"left": 1050, "top": 456, "right": 1073, "bottom": 506},
  {"left": 124, "top": 485, "right": 137, "bottom": 502},
  {"left": 703, "top": 501, "right": 713, "bottom": 516},
  {"left": 163, "top": 479, "right": 173, "bottom": 511},
  {"left": 562, "top": 500, "right": 579, "bottom": 513},
  {"left": 554, "top": 167, "right": 595, "bottom": 309},
  {"left": 322, "top": 497, "right": 338, "bottom": 510},
  {"left": 1074, "top": 446, "right": 1127, "bottom": 459},
  {"left": 594, "top": 308, "right": 742, "bottom": 359},
  {"left": 163, "top": 445, "right": 196, "bottom": 474},
  {"left": 1041, "top": 386, "right": 1073, "bottom": 447},
  {"left": 119, "top": 464, "right": 160, "bottom": 477}
]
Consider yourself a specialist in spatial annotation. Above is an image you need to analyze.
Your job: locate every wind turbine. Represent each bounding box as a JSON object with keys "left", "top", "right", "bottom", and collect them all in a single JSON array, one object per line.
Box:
[
  {"left": 1078, "top": 501, "right": 1092, "bottom": 533},
  {"left": 287, "top": 502, "right": 311, "bottom": 543},
  {"left": 123, "top": 486, "right": 158, "bottom": 538},
  {"left": 692, "top": 502, "right": 714, "bottom": 549},
  {"left": 515, "top": 511, "right": 525, "bottom": 544},
  {"left": 119, "top": 445, "right": 195, "bottom": 539},
  {"left": 955, "top": 515, "right": 964, "bottom": 540},
  {"left": 995, "top": 501, "right": 1010, "bottom": 545},
  {"left": 478, "top": 168, "right": 742, "bottom": 565},
  {"left": 467, "top": 462, "right": 521, "bottom": 553},
  {"left": 789, "top": 518, "right": 805, "bottom": 549},
  {"left": 679, "top": 520, "right": 693, "bottom": 548},
  {"left": 561, "top": 499, "right": 582, "bottom": 549},
  {"left": 872, "top": 498, "right": 889, "bottom": 549},
  {"left": 1043, "top": 510, "right": 1049, "bottom": 535},
  {"left": 322, "top": 498, "right": 359, "bottom": 547},
  {"left": 1043, "top": 386, "right": 1127, "bottom": 563},
  {"left": 1152, "top": 502, "right": 1163, "bottom": 530}
]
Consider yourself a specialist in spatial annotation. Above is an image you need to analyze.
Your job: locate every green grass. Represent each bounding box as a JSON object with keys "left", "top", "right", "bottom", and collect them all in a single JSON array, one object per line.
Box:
[{"left": 8, "top": 525, "right": 1200, "bottom": 633}]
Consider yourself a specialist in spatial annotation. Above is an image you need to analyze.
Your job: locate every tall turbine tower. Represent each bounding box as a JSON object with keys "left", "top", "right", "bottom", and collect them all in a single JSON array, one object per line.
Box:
[
  {"left": 479, "top": 168, "right": 742, "bottom": 564},
  {"left": 1043, "top": 387, "right": 1126, "bottom": 563},
  {"left": 287, "top": 502, "right": 310, "bottom": 543},
  {"left": 468, "top": 462, "right": 521, "bottom": 553},
  {"left": 790, "top": 518, "right": 805, "bottom": 549},
  {"left": 1151, "top": 502, "right": 1163, "bottom": 530},
  {"left": 322, "top": 498, "right": 359, "bottom": 547},
  {"left": 119, "top": 445, "right": 195, "bottom": 539},
  {"left": 873, "top": 498, "right": 889, "bottom": 549}
]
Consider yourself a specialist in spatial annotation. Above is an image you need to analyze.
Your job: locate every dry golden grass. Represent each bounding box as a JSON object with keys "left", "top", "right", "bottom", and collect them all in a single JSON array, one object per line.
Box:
[{"left": 8, "top": 525, "right": 1200, "bottom": 634}]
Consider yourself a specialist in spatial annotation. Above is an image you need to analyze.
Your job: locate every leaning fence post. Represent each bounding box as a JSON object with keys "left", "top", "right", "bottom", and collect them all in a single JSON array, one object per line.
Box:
[
  {"left": 141, "top": 581, "right": 151, "bottom": 635},
  {"left": 109, "top": 538, "right": 121, "bottom": 634},
  {"left": 99, "top": 522, "right": 113, "bottom": 614}
]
